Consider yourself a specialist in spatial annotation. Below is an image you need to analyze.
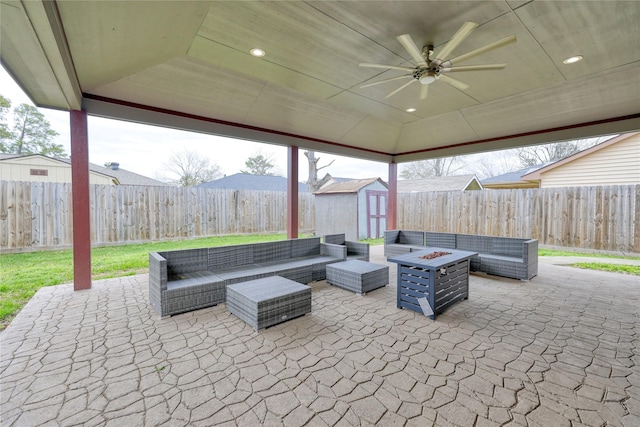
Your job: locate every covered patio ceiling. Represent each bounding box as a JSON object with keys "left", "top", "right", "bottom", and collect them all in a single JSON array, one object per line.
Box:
[{"left": 2, "top": 0, "right": 639, "bottom": 164}]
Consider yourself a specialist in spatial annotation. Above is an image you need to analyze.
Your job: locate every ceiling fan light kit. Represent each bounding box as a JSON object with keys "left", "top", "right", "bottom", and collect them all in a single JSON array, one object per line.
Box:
[{"left": 359, "top": 22, "right": 517, "bottom": 101}]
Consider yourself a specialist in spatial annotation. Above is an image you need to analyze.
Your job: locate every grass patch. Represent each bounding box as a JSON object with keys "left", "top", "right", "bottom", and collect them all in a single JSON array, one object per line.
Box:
[
  {"left": 539, "top": 248, "right": 640, "bottom": 260},
  {"left": 0, "top": 233, "right": 311, "bottom": 330},
  {"left": 571, "top": 262, "right": 640, "bottom": 276},
  {"left": 360, "top": 237, "right": 384, "bottom": 246}
]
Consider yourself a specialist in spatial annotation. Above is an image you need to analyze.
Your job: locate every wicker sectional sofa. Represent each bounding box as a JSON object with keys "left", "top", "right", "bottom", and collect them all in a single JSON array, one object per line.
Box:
[
  {"left": 384, "top": 230, "right": 538, "bottom": 281},
  {"left": 149, "top": 237, "right": 347, "bottom": 317}
]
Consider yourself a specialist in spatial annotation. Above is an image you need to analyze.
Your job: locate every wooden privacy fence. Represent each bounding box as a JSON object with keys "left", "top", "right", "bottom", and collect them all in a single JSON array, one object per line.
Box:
[
  {"left": 397, "top": 185, "right": 640, "bottom": 253},
  {"left": 1, "top": 181, "right": 638, "bottom": 253},
  {"left": 0, "top": 181, "right": 315, "bottom": 251}
]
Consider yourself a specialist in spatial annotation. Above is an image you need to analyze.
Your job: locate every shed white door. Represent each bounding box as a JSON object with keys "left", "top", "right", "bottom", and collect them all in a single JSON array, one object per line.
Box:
[{"left": 366, "top": 190, "right": 387, "bottom": 239}]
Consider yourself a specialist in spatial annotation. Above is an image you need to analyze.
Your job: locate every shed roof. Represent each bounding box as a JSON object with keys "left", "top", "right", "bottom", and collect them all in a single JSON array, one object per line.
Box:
[
  {"left": 196, "top": 173, "right": 309, "bottom": 192},
  {"left": 481, "top": 164, "right": 547, "bottom": 186},
  {"left": 398, "top": 175, "right": 482, "bottom": 192},
  {"left": 314, "top": 177, "right": 387, "bottom": 194}
]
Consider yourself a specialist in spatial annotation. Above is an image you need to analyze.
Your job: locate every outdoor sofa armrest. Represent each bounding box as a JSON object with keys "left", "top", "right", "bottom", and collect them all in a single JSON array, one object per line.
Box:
[
  {"left": 149, "top": 252, "right": 168, "bottom": 292},
  {"left": 522, "top": 239, "right": 538, "bottom": 263},
  {"left": 324, "top": 233, "right": 346, "bottom": 245},
  {"left": 320, "top": 243, "right": 347, "bottom": 260},
  {"left": 523, "top": 239, "right": 538, "bottom": 278},
  {"left": 148, "top": 252, "right": 168, "bottom": 316}
]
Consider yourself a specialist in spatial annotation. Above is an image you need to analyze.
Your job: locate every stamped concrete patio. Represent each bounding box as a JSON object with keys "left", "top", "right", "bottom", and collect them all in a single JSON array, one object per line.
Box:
[{"left": 1, "top": 246, "right": 638, "bottom": 426}]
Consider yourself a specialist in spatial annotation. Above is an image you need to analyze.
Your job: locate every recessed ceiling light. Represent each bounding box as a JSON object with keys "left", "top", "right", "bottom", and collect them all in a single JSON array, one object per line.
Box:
[
  {"left": 406, "top": 108, "right": 416, "bottom": 113},
  {"left": 563, "top": 55, "right": 583, "bottom": 64},
  {"left": 250, "top": 48, "right": 265, "bottom": 57}
]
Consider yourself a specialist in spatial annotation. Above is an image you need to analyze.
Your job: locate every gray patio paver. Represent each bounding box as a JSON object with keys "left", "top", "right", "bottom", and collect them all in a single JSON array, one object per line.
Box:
[{"left": 1, "top": 246, "right": 638, "bottom": 426}]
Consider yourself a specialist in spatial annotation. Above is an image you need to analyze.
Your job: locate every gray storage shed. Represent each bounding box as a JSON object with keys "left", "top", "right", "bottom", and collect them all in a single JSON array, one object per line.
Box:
[{"left": 314, "top": 178, "right": 388, "bottom": 241}]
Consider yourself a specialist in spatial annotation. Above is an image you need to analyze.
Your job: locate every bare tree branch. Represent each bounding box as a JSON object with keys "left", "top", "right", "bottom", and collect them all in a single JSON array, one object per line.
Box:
[{"left": 162, "top": 148, "right": 222, "bottom": 187}]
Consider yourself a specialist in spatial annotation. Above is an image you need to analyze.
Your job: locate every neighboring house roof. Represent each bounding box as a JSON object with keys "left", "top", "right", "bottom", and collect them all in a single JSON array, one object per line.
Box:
[
  {"left": 314, "top": 177, "right": 387, "bottom": 194},
  {"left": 84, "top": 162, "right": 170, "bottom": 186},
  {"left": 398, "top": 174, "right": 483, "bottom": 192},
  {"left": 0, "top": 154, "right": 169, "bottom": 186},
  {"left": 196, "top": 173, "right": 309, "bottom": 192},
  {"left": 0, "top": 153, "right": 24, "bottom": 160},
  {"left": 521, "top": 133, "right": 637, "bottom": 183},
  {"left": 481, "top": 164, "right": 548, "bottom": 189}
]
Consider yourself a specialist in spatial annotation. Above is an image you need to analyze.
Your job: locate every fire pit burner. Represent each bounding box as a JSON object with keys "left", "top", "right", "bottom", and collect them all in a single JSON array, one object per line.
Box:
[{"left": 419, "top": 251, "right": 452, "bottom": 260}]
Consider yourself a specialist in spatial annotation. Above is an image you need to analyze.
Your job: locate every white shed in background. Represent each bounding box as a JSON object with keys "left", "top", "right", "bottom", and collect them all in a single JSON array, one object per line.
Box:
[{"left": 314, "top": 178, "right": 388, "bottom": 241}]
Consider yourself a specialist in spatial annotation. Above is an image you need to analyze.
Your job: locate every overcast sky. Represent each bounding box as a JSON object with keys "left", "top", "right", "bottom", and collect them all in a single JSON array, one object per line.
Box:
[{"left": 1, "top": 66, "right": 389, "bottom": 183}]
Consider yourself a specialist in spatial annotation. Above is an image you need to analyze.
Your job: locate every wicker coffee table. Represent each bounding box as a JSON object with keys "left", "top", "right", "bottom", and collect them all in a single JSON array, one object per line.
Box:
[
  {"left": 326, "top": 260, "right": 389, "bottom": 295},
  {"left": 227, "top": 276, "right": 311, "bottom": 330}
]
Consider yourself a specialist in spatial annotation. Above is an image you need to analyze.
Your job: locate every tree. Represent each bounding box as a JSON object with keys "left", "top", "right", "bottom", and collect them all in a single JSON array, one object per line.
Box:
[
  {"left": 465, "top": 150, "right": 521, "bottom": 180},
  {"left": 241, "top": 151, "right": 276, "bottom": 175},
  {"left": 163, "top": 149, "right": 222, "bottom": 187},
  {"left": 400, "top": 156, "right": 463, "bottom": 179},
  {"left": 515, "top": 137, "right": 607, "bottom": 168},
  {"left": 0, "top": 95, "right": 11, "bottom": 141},
  {"left": 0, "top": 100, "right": 64, "bottom": 157},
  {"left": 304, "top": 150, "right": 334, "bottom": 191}
]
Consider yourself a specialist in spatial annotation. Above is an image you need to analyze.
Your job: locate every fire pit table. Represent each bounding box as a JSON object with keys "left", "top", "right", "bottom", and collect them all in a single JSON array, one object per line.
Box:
[{"left": 388, "top": 247, "right": 477, "bottom": 320}]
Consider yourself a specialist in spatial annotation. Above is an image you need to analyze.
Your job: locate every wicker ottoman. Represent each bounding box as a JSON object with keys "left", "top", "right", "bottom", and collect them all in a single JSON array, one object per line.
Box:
[
  {"left": 227, "top": 276, "right": 312, "bottom": 330},
  {"left": 326, "top": 260, "right": 389, "bottom": 295}
]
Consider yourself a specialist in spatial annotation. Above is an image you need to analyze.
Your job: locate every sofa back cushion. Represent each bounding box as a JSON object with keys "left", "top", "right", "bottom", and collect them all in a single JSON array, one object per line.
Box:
[
  {"left": 398, "top": 230, "right": 425, "bottom": 246},
  {"left": 208, "top": 244, "right": 254, "bottom": 270},
  {"left": 425, "top": 232, "right": 456, "bottom": 249},
  {"left": 324, "top": 234, "right": 346, "bottom": 245},
  {"left": 161, "top": 248, "right": 208, "bottom": 276},
  {"left": 384, "top": 230, "right": 400, "bottom": 245},
  {"left": 456, "top": 234, "right": 492, "bottom": 253},
  {"left": 291, "top": 237, "right": 321, "bottom": 257},
  {"left": 253, "top": 240, "right": 292, "bottom": 263},
  {"left": 491, "top": 237, "right": 527, "bottom": 258}
]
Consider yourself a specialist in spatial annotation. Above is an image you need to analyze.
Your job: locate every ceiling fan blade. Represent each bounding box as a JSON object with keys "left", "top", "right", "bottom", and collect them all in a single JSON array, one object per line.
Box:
[
  {"left": 419, "top": 84, "right": 429, "bottom": 101},
  {"left": 359, "top": 62, "right": 416, "bottom": 72},
  {"left": 385, "top": 79, "right": 417, "bottom": 99},
  {"left": 448, "top": 35, "right": 517, "bottom": 65},
  {"left": 396, "top": 34, "right": 427, "bottom": 66},
  {"left": 441, "top": 63, "right": 507, "bottom": 72},
  {"left": 435, "top": 21, "right": 478, "bottom": 61},
  {"left": 438, "top": 74, "right": 470, "bottom": 91},
  {"left": 360, "top": 74, "right": 413, "bottom": 88}
]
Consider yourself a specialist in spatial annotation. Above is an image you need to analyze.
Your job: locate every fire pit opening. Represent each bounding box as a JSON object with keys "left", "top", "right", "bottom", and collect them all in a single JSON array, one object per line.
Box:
[{"left": 419, "top": 251, "right": 452, "bottom": 260}]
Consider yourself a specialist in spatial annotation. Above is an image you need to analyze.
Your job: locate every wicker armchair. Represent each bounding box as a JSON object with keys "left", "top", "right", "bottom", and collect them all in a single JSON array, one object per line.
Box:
[{"left": 323, "top": 233, "right": 370, "bottom": 261}]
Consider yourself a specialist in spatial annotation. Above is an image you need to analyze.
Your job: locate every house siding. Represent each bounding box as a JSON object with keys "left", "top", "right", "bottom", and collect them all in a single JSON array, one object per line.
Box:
[
  {"left": 0, "top": 157, "right": 114, "bottom": 185},
  {"left": 540, "top": 135, "right": 640, "bottom": 188}
]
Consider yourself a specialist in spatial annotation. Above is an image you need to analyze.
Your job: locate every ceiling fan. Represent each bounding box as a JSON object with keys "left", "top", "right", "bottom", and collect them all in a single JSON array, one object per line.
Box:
[{"left": 359, "top": 22, "right": 516, "bottom": 101}]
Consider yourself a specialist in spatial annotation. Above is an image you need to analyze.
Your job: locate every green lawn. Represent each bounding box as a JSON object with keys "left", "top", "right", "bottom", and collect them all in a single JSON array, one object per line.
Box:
[
  {"left": 0, "top": 233, "right": 309, "bottom": 330},
  {"left": 539, "top": 248, "right": 640, "bottom": 276},
  {"left": 539, "top": 248, "right": 640, "bottom": 260},
  {"left": 570, "top": 262, "right": 640, "bottom": 276}
]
